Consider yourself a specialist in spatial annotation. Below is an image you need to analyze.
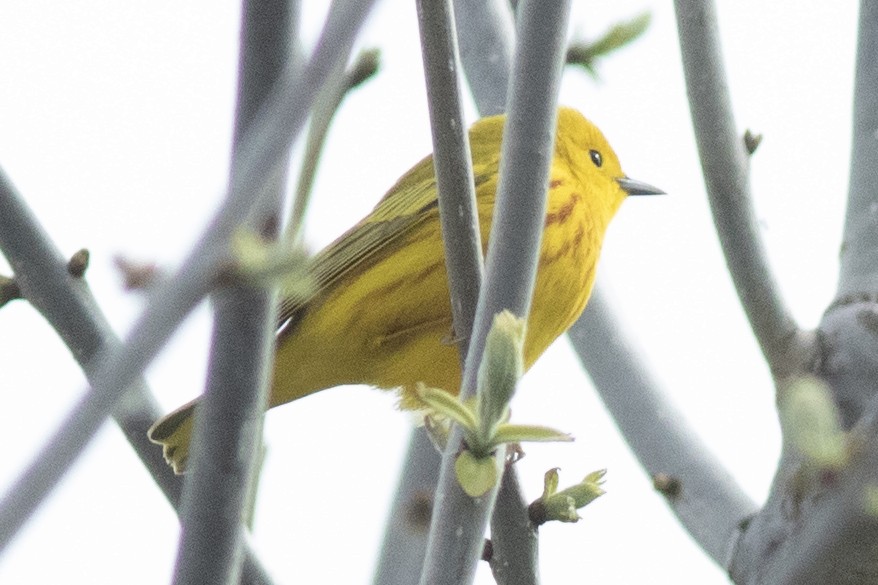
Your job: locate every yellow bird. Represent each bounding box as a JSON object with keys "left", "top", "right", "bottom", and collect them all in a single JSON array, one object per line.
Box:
[{"left": 149, "top": 107, "right": 661, "bottom": 473}]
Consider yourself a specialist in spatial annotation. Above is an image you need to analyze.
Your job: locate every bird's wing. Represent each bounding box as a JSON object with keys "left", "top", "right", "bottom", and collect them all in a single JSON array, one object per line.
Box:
[
  {"left": 278, "top": 148, "right": 498, "bottom": 331},
  {"left": 277, "top": 155, "right": 439, "bottom": 329}
]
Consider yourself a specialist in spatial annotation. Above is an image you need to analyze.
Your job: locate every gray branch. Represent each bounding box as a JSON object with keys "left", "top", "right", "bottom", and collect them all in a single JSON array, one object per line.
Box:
[
  {"left": 419, "top": 3, "right": 571, "bottom": 585},
  {"left": 0, "top": 171, "right": 179, "bottom": 506},
  {"left": 838, "top": 0, "right": 878, "bottom": 296},
  {"left": 371, "top": 3, "right": 484, "bottom": 582},
  {"left": 674, "top": 0, "right": 813, "bottom": 379},
  {"left": 452, "top": 0, "right": 515, "bottom": 117},
  {"left": 0, "top": 0, "right": 377, "bottom": 552},
  {"left": 287, "top": 49, "right": 379, "bottom": 242},
  {"left": 171, "top": 1, "right": 293, "bottom": 583},
  {"left": 455, "top": 0, "right": 756, "bottom": 576},
  {"left": 458, "top": 0, "right": 570, "bottom": 398},
  {"left": 0, "top": 169, "right": 275, "bottom": 584},
  {"left": 372, "top": 429, "right": 441, "bottom": 585},
  {"left": 489, "top": 459, "right": 539, "bottom": 585},
  {"left": 730, "top": 4, "right": 878, "bottom": 582},
  {"left": 731, "top": 359, "right": 878, "bottom": 584},
  {"left": 830, "top": 0, "right": 878, "bottom": 431},
  {"left": 447, "top": 0, "right": 541, "bottom": 579},
  {"left": 174, "top": 290, "right": 277, "bottom": 585},
  {"left": 372, "top": 1, "right": 490, "bottom": 581},
  {"left": 571, "top": 290, "right": 756, "bottom": 565},
  {"left": 417, "top": 0, "right": 484, "bottom": 358}
]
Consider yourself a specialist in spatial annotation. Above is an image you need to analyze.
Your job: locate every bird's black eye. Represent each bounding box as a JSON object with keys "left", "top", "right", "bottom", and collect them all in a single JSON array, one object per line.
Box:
[{"left": 589, "top": 149, "right": 603, "bottom": 167}]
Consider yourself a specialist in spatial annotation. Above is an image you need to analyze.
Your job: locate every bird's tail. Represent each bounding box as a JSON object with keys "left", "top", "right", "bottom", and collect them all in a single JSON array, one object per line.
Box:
[{"left": 147, "top": 399, "right": 197, "bottom": 474}]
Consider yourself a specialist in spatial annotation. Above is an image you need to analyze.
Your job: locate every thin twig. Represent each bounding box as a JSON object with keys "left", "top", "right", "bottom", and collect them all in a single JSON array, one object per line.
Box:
[
  {"left": 419, "top": 3, "right": 572, "bottom": 585},
  {"left": 371, "top": 3, "right": 484, "bottom": 581},
  {"left": 674, "top": 0, "right": 812, "bottom": 379},
  {"left": 287, "top": 48, "right": 380, "bottom": 243},
  {"left": 0, "top": 0, "right": 377, "bottom": 552},
  {"left": 372, "top": 1, "right": 489, "bottom": 581},
  {"left": 416, "top": 0, "right": 483, "bottom": 372}
]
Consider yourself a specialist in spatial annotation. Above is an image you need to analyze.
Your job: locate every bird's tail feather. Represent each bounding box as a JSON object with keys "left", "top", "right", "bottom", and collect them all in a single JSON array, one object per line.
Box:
[{"left": 147, "top": 399, "right": 197, "bottom": 475}]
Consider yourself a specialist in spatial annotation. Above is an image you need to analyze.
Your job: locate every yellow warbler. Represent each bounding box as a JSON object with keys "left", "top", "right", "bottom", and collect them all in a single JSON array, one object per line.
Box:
[{"left": 149, "top": 107, "right": 661, "bottom": 473}]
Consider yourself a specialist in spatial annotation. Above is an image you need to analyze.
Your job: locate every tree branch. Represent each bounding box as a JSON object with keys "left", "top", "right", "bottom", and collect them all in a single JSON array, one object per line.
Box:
[
  {"left": 287, "top": 48, "right": 380, "bottom": 243},
  {"left": 571, "top": 290, "right": 757, "bottom": 566},
  {"left": 371, "top": 3, "right": 484, "bottom": 581},
  {"left": 489, "top": 458, "right": 539, "bottom": 585},
  {"left": 0, "top": 168, "right": 276, "bottom": 584},
  {"left": 451, "top": 0, "right": 515, "bottom": 117},
  {"left": 0, "top": 172, "right": 178, "bottom": 505},
  {"left": 372, "top": 429, "right": 441, "bottom": 585},
  {"left": 417, "top": 0, "right": 484, "bottom": 360},
  {"left": 0, "top": 0, "right": 377, "bottom": 552},
  {"left": 171, "top": 1, "right": 293, "bottom": 583},
  {"left": 730, "top": 4, "right": 878, "bottom": 582},
  {"left": 174, "top": 290, "right": 278, "bottom": 585},
  {"left": 419, "top": 3, "right": 572, "bottom": 584},
  {"left": 373, "top": 2, "right": 487, "bottom": 579},
  {"left": 446, "top": 0, "right": 542, "bottom": 579},
  {"left": 372, "top": 1, "right": 492, "bottom": 581},
  {"left": 674, "top": 0, "right": 814, "bottom": 379},
  {"left": 731, "top": 369, "right": 878, "bottom": 584},
  {"left": 838, "top": 0, "right": 878, "bottom": 297}
]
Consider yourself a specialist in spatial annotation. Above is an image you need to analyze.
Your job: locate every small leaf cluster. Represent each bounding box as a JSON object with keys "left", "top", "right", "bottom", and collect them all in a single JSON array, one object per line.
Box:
[
  {"left": 529, "top": 468, "right": 606, "bottom": 525},
  {"left": 418, "top": 311, "right": 572, "bottom": 496}
]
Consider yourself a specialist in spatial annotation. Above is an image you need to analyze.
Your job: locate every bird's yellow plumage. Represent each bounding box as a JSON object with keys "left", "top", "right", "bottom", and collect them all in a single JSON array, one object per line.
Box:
[{"left": 148, "top": 107, "right": 660, "bottom": 473}]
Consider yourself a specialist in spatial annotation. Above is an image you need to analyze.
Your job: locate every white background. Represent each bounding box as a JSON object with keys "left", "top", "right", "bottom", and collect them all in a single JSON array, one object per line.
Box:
[{"left": 0, "top": 1, "right": 858, "bottom": 583}]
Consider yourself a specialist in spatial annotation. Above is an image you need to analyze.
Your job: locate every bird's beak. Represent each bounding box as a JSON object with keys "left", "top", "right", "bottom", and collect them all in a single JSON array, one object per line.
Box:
[{"left": 617, "top": 176, "right": 664, "bottom": 196}]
